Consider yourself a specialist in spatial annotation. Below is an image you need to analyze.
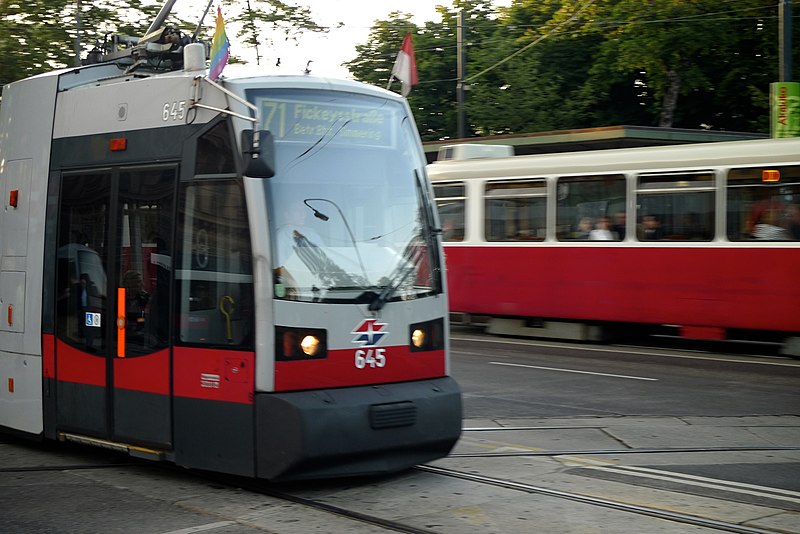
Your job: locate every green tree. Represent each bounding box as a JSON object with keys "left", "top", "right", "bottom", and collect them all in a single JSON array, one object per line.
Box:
[
  {"left": 465, "top": 0, "right": 607, "bottom": 134},
  {"left": 1, "top": 0, "right": 167, "bottom": 87},
  {"left": 0, "top": 1, "right": 325, "bottom": 88},
  {"left": 347, "top": 0, "right": 792, "bottom": 138},
  {"left": 597, "top": 0, "right": 777, "bottom": 128}
]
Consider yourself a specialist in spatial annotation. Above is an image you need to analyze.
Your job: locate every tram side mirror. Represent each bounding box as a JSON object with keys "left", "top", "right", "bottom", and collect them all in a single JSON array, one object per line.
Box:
[{"left": 241, "top": 130, "right": 275, "bottom": 178}]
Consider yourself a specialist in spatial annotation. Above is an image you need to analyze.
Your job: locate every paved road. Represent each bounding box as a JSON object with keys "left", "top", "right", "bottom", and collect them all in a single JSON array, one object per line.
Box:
[
  {"left": 1, "top": 333, "right": 798, "bottom": 533},
  {"left": 450, "top": 328, "right": 800, "bottom": 419}
]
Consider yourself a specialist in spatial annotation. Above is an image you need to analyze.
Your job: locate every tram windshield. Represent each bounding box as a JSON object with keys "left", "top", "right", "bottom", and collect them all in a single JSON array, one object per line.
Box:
[{"left": 247, "top": 88, "right": 438, "bottom": 304}]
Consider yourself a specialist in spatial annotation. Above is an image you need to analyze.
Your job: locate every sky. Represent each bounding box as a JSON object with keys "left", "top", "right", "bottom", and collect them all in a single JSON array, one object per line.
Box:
[{"left": 174, "top": 0, "right": 478, "bottom": 79}]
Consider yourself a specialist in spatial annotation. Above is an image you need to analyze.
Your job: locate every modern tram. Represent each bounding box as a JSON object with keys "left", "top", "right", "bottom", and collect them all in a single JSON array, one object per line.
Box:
[
  {"left": 427, "top": 140, "right": 800, "bottom": 357},
  {"left": 0, "top": 3, "right": 461, "bottom": 481}
]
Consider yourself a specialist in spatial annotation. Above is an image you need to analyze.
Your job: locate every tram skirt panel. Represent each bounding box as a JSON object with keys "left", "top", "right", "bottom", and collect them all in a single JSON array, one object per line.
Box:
[{"left": 173, "top": 397, "right": 255, "bottom": 477}]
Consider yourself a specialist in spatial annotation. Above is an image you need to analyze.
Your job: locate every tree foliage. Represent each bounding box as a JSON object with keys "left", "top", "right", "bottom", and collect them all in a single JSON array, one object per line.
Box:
[
  {"left": 0, "top": 0, "right": 163, "bottom": 87},
  {"left": 0, "top": 0, "right": 323, "bottom": 88},
  {"left": 347, "top": 0, "right": 789, "bottom": 139},
  {"left": 226, "top": 0, "right": 325, "bottom": 66}
]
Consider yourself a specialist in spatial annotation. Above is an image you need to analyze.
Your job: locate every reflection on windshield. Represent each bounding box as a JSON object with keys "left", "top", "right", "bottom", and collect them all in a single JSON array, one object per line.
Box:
[{"left": 249, "top": 88, "right": 436, "bottom": 304}]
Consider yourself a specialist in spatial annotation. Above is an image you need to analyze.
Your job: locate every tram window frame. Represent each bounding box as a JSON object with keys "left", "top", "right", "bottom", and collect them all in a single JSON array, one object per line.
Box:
[
  {"left": 555, "top": 174, "right": 626, "bottom": 241},
  {"left": 635, "top": 171, "right": 715, "bottom": 242},
  {"left": 484, "top": 179, "right": 547, "bottom": 242},
  {"left": 727, "top": 166, "right": 800, "bottom": 241},
  {"left": 433, "top": 181, "right": 466, "bottom": 242}
]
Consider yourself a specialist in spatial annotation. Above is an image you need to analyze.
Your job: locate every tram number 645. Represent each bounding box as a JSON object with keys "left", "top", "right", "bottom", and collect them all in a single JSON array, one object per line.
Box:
[
  {"left": 355, "top": 349, "right": 386, "bottom": 369},
  {"left": 162, "top": 101, "right": 186, "bottom": 121}
]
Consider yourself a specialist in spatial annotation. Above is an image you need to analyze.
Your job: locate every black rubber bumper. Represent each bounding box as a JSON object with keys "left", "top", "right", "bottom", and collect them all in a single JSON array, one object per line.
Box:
[{"left": 255, "top": 376, "right": 462, "bottom": 481}]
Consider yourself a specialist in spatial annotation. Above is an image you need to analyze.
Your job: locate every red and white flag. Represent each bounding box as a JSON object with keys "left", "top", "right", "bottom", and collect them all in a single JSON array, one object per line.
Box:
[{"left": 390, "top": 32, "right": 418, "bottom": 97}]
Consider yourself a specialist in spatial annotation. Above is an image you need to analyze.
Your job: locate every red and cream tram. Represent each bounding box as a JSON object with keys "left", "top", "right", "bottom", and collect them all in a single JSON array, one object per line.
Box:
[
  {"left": 0, "top": 6, "right": 460, "bottom": 481},
  {"left": 427, "top": 140, "right": 800, "bottom": 357}
]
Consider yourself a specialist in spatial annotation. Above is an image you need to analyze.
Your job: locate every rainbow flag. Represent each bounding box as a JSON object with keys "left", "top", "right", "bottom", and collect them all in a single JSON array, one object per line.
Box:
[{"left": 209, "top": 6, "right": 230, "bottom": 80}]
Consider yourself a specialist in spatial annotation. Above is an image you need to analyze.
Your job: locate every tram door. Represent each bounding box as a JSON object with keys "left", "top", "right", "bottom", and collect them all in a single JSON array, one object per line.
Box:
[{"left": 55, "top": 166, "right": 175, "bottom": 447}]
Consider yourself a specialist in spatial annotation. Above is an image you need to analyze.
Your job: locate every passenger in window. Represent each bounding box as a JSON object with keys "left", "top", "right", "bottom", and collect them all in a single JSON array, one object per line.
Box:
[
  {"left": 590, "top": 216, "right": 615, "bottom": 240},
  {"left": 612, "top": 211, "right": 626, "bottom": 240},
  {"left": 788, "top": 204, "right": 800, "bottom": 240},
  {"left": 746, "top": 193, "right": 786, "bottom": 238},
  {"left": 640, "top": 215, "right": 664, "bottom": 240},
  {"left": 573, "top": 217, "right": 593, "bottom": 239},
  {"left": 752, "top": 208, "right": 790, "bottom": 240}
]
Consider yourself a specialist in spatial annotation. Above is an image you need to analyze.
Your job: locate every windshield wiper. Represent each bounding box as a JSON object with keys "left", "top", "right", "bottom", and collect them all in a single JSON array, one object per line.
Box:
[{"left": 368, "top": 258, "right": 416, "bottom": 311}]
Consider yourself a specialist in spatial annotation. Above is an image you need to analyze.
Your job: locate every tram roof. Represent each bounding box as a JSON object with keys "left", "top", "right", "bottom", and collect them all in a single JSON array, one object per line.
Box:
[
  {"left": 423, "top": 125, "right": 767, "bottom": 164},
  {"left": 426, "top": 135, "right": 800, "bottom": 179},
  {"left": 3, "top": 61, "right": 401, "bottom": 102}
]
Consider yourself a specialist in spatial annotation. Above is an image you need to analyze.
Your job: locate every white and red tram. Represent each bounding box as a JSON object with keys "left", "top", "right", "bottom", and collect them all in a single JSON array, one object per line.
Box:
[
  {"left": 0, "top": 9, "right": 460, "bottom": 481},
  {"left": 427, "top": 140, "right": 800, "bottom": 356}
]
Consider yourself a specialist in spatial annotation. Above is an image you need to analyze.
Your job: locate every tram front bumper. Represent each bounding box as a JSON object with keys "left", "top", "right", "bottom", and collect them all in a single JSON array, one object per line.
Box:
[{"left": 255, "top": 376, "right": 462, "bottom": 481}]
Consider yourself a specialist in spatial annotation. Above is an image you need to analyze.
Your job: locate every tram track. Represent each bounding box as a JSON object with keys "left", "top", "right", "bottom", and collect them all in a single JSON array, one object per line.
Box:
[
  {"left": 189, "top": 470, "right": 443, "bottom": 534},
  {"left": 0, "top": 462, "right": 137, "bottom": 473},
  {"left": 3, "top": 445, "right": 794, "bottom": 533},
  {"left": 238, "top": 483, "right": 442, "bottom": 534},
  {"left": 221, "top": 460, "right": 791, "bottom": 534},
  {"left": 187, "top": 448, "right": 797, "bottom": 534},
  {"left": 449, "top": 445, "right": 800, "bottom": 458},
  {"left": 415, "top": 464, "right": 782, "bottom": 534}
]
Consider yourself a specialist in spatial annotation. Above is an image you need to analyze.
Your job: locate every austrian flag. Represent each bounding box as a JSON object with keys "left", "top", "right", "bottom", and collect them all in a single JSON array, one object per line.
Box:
[{"left": 390, "top": 32, "right": 419, "bottom": 97}]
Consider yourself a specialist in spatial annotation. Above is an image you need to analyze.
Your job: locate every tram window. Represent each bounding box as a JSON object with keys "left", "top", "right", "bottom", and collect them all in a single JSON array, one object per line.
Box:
[
  {"left": 636, "top": 172, "right": 714, "bottom": 241},
  {"left": 556, "top": 175, "right": 625, "bottom": 241},
  {"left": 56, "top": 172, "right": 111, "bottom": 352},
  {"left": 118, "top": 167, "right": 175, "bottom": 357},
  {"left": 433, "top": 182, "right": 465, "bottom": 242},
  {"left": 484, "top": 179, "right": 546, "bottom": 241},
  {"left": 727, "top": 166, "right": 800, "bottom": 241},
  {"left": 195, "top": 121, "right": 236, "bottom": 175},
  {"left": 176, "top": 181, "right": 254, "bottom": 347}
]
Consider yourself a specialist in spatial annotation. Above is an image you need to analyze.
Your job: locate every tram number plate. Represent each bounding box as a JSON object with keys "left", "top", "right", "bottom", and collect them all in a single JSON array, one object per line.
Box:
[{"left": 355, "top": 348, "right": 386, "bottom": 369}]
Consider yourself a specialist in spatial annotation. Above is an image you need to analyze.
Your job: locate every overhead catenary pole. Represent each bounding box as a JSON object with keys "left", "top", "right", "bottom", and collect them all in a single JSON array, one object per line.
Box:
[
  {"left": 142, "top": 0, "right": 179, "bottom": 41},
  {"left": 456, "top": 10, "right": 467, "bottom": 139},
  {"left": 73, "top": 0, "right": 82, "bottom": 67},
  {"left": 780, "top": 0, "right": 792, "bottom": 81}
]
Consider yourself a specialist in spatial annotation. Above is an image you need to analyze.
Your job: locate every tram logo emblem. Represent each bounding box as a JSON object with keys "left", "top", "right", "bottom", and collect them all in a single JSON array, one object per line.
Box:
[{"left": 352, "top": 319, "right": 388, "bottom": 346}]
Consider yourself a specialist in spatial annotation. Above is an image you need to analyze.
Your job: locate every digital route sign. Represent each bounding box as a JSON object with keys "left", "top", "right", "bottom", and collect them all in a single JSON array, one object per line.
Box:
[{"left": 254, "top": 97, "right": 395, "bottom": 148}]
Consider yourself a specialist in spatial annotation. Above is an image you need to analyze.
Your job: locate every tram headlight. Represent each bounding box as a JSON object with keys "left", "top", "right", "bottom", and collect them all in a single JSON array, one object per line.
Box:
[
  {"left": 411, "top": 329, "right": 425, "bottom": 348},
  {"left": 409, "top": 318, "right": 445, "bottom": 352},
  {"left": 300, "top": 335, "right": 321, "bottom": 356},
  {"left": 276, "top": 326, "right": 328, "bottom": 361}
]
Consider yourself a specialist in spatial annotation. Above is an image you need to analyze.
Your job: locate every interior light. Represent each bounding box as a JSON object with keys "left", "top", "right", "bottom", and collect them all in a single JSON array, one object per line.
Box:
[
  {"left": 300, "top": 335, "right": 320, "bottom": 356},
  {"left": 411, "top": 329, "right": 426, "bottom": 348}
]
